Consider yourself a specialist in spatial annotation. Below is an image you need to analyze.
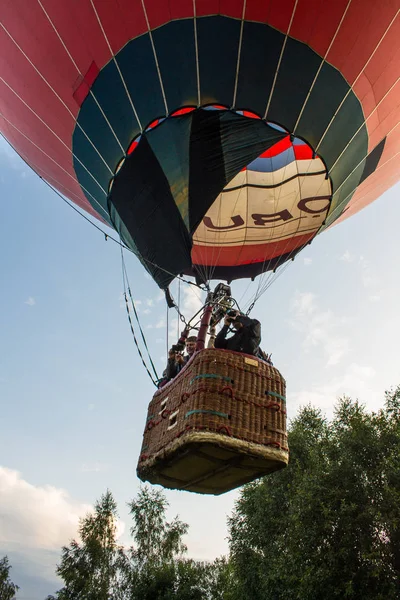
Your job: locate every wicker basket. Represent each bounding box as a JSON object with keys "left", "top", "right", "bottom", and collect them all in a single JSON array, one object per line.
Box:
[{"left": 137, "top": 348, "right": 288, "bottom": 495}]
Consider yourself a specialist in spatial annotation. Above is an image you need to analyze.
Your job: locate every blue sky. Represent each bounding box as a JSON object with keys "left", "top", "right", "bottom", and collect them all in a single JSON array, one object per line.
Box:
[{"left": 1, "top": 135, "right": 399, "bottom": 598}]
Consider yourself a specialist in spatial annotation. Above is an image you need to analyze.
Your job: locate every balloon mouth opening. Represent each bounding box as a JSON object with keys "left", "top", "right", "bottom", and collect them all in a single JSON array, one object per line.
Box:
[
  {"left": 107, "top": 104, "right": 332, "bottom": 284},
  {"left": 107, "top": 104, "right": 324, "bottom": 195}
]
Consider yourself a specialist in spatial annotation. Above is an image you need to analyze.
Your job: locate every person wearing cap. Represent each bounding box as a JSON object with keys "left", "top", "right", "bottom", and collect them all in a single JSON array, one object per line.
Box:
[{"left": 214, "top": 311, "right": 261, "bottom": 356}]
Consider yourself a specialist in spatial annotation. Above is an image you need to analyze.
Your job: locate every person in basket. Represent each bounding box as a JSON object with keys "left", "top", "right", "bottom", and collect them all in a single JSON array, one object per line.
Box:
[{"left": 214, "top": 310, "right": 261, "bottom": 356}]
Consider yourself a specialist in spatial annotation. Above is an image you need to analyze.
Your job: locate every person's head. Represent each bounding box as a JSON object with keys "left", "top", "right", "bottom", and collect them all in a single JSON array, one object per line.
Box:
[
  {"left": 186, "top": 336, "right": 197, "bottom": 355},
  {"left": 227, "top": 310, "right": 244, "bottom": 330}
]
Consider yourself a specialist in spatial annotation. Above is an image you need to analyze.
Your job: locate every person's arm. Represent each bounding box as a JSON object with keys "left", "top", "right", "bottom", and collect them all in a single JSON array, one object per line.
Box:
[
  {"left": 164, "top": 350, "right": 179, "bottom": 379},
  {"left": 214, "top": 324, "right": 229, "bottom": 349}
]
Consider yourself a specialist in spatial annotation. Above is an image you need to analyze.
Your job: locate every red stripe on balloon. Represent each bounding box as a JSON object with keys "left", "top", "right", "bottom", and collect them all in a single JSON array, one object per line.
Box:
[
  {"left": 191, "top": 232, "right": 314, "bottom": 267},
  {"left": 260, "top": 136, "right": 291, "bottom": 158},
  {"left": 171, "top": 107, "right": 196, "bottom": 116},
  {"left": 294, "top": 144, "right": 314, "bottom": 160}
]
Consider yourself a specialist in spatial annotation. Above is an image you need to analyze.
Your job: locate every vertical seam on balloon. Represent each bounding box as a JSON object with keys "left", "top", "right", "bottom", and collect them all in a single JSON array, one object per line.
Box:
[
  {"left": 254, "top": 137, "right": 307, "bottom": 285},
  {"left": 232, "top": 0, "right": 247, "bottom": 109},
  {"left": 251, "top": 150, "right": 332, "bottom": 301},
  {"left": 193, "top": 0, "right": 201, "bottom": 106},
  {"left": 255, "top": 170, "right": 316, "bottom": 291},
  {"left": 0, "top": 77, "right": 112, "bottom": 197},
  {"left": 88, "top": 0, "right": 143, "bottom": 132},
  {"left": 328, "top": 77, "right": 400, "bottom": 174},
  {"left": 0, "top": 22, "right": 114, "bottom": 175},
  {"left": 252, "top": 135, "right": 293, "bottom": 299},
  {"left": 293, "top": 0, "right": 353, "bottom": 134},
  {"left": 263, "top": 0, "right": 299, "bottom": 120},
  {"left": 141, "top": 0, "right": 169, "bottom": 115},
  {"left": 37, "top": 0, "right": 126, "bottom": 155},
  {"left": 235, "top": 169, "right": 250, "bottom": 276},
  {"left": 315, "top": 8, "right": 400, "bottom": 153},
  {"left": 207, "top": 167, "right": 248, "bottom": 282},
  {"left": 327, "top": 119, "right": 400, "bottom": 222},
  {"left": 0, "top": 111, "right": 110, "bottom": 218}
]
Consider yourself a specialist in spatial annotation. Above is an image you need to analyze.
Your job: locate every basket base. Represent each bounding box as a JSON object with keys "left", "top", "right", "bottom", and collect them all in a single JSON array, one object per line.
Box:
[{"left": 137, "top": 430, "right": 288, "bottom": 495}]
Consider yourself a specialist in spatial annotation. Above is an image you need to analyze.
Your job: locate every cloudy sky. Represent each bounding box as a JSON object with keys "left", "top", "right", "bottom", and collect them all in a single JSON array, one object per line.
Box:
[{"left": 1, "top": 136, "right": 399, "bottom": 598}]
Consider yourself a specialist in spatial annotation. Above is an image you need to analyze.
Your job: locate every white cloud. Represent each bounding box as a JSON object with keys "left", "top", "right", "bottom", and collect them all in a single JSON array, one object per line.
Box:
[
  {"left": 146, "top": 298, "right": 154, "bottom": 307},
  {"left": 87, "top": 403, "right": 95, "bottom": 411},
  {"left": 156, "top": 338, "right": 164, "bottom": 344},
  {"left": 80, "top": 462, "right": 107, "bottom": 473},
  {"left": 290, "top": 291, "right": 316, "bottom": 317},
  {"left": 0, "top": 467, "right": 91, "bottom": 549},
  {"left": 289, "top": 291, "right": 350, "bottom": 367},
  {"left": 134, "top": 299, "right": 142, "bottom": 306},
  {"left": 0, "top": 467, "right": 125, "bottom": 552},
  {"left": 359, "top": 256, "right": 378, "bottom": 289},
  {"left": 180, "top": 286, "right": 205, "bottom": 329},
  {"left": 24, "top": 297, "right": 36, "bottom": 306},
  {"left": 168, "top": 316, "right": 179, "bottom": 340},
  {"left": 289, "top": 362, "right": 377, "bottom": 418},
  {"left": 340, "top": 250, "right": 354, "bottom": 262},
  {"left": 369, "top": 294, "right": 381, "bottom": 303},
  {"left": 303, "top": 257, "right": 312, "bottom": 266},
  {"left": 155, "top": 318, "right": 166, "bottom": 329},
  {"left": 142, "top": 308, "right": 151, "bottom": 315}
]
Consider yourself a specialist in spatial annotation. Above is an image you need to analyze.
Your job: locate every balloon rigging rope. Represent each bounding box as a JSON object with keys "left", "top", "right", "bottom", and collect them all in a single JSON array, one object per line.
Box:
[
  {"left": 177, "top": 279, "right": 181, "bottom": 339},
  {"left": 121, "top": 248, "right": 160, "bottom": 386},
  {"left": 166, "top": 301, "right": 169, "bottom": 361},
  {"left": 32, "top": 176, "right": 128, "bottom": 248}
]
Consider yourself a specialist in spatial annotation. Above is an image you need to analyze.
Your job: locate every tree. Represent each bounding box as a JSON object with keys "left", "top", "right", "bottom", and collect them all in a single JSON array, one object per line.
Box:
[
  {"left": 125, "top": 485, "right": 215, "bottom": 600},
  {"left": 228, "top": 386, "right": 400, "bottom": 600},
  {"left": 48, "top": 485, "right": 229, "bottom": 600},
  {"left": 50, "top": 489, "right": 128, "bottom": 599},
  {"left": 0, "top": 556, "right": 19, "bottom": 600}
]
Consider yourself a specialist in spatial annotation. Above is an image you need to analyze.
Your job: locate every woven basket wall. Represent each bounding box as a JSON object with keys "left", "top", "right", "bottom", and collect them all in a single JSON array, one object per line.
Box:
[{"left": 137, "top": 348, "right": 288, "bottom": 494}]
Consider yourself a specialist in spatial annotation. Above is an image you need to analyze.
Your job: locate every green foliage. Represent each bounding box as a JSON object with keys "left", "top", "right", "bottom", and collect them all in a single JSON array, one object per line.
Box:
[
  {"left": 49, "top": 485, "right": 228, "bottom": 600},
  {"left": 0, "top": 556, "right": 19, "bottom": 600},
  {"left": 128, "top": 485, "right": 188, "bottom": 567},
  {"left": 228, "top": 386, "right": 400, "bottom": 600},
  {"left": 50, "top": 490, "right": 128, "bottom": 599}
]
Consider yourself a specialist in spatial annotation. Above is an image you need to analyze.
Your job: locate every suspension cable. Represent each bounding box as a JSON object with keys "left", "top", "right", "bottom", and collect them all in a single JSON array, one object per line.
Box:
[
  {"left": 177, "top": 279, "right": 181, "bottom": 339},
  {"left": 166, "top": 302, "right": 169, "bottom": 358},
  {"left": 121, "top": 248, "right": 159, "bottom": 385}
]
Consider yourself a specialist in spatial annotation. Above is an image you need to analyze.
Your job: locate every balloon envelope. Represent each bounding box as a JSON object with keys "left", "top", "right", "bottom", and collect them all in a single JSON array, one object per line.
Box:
[{"left": 1, "top": 0, "right": 399, "bottom": 287}]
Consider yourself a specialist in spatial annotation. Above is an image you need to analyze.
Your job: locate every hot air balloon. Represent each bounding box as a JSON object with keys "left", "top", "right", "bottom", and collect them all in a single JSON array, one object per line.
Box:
[{"left": 1, "top": 0, "right": 399, "bottom": 494}]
